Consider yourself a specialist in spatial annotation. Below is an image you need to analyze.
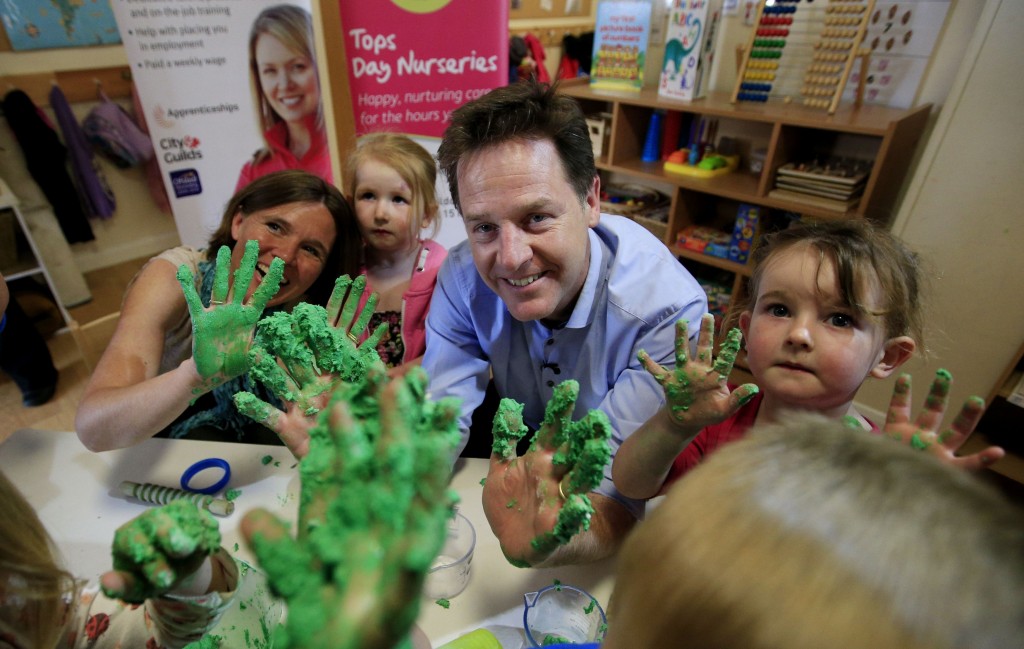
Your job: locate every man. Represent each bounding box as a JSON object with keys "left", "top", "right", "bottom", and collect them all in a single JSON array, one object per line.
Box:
[{"left": 424, "top": 79, "right": 707, "bottom": 566}]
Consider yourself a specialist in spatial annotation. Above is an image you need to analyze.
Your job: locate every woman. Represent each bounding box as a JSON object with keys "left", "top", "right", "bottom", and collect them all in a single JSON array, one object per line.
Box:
[
  {"left": 235, "top": 4, "right": 331, "bottom": 191},
  {"left": 76, "top": 170, "right": 361, "bottom": 451}
]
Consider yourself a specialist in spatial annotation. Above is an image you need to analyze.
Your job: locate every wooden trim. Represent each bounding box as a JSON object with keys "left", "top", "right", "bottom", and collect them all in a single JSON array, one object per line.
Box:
[
  {"left": 316, "top": 0, "right": 356, "bottom": 188},
  {"left": 1, "top": 66, "right": 133, "bottom": 107}
]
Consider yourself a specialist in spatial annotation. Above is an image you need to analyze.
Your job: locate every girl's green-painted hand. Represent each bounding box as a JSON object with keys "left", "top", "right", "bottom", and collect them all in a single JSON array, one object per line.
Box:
[
  {"left": 639, "top": 314, "right": 758, "bottom": 434},
  {"left": 178, "top": 240, "right": 283, "bottom": 390},
  {"left": 240, "top": 369, "right": 461, "bottom": 649},
  {"left": 102, "top": 499, "right": 221, "bottom": 604},
  {"left": 483, "top": 380, "right": 612, "bottom": 567},
  {"left": 233, "top": 275, "right": 386, "bottom": 458},
  {"left": 883, "top": 370, "right": 1004, "bottom": 470}
]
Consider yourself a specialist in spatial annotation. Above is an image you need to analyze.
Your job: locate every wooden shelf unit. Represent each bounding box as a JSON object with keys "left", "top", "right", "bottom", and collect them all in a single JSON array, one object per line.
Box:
[{"left": 561, "top": 82, "right": 931, "bottom": 337}]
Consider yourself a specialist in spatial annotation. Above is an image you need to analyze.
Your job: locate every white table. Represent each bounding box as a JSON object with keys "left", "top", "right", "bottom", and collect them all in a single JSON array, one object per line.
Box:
[{"left": 0, "top": 430, "right": 616, "bottom": 645}]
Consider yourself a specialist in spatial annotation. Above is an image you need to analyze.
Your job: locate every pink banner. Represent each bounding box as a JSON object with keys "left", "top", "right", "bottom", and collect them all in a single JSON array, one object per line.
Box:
[{"left": 339, "top": 0, "right": 508, "bottom": 138}]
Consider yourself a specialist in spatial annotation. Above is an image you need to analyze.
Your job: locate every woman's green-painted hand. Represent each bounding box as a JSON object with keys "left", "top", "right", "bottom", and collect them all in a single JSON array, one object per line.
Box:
[
  {"left": 178, "top": 240, "right": 283, "bottom": 390},
  {"left": 482, "top": 380, "right": 612, "bottom": 567},
  {"left": 883, "top": 370, "right": 1004, "bottom": 470},
  {"left": 639, "top": 313, "right": 758, "bottom": 434},
  {"left": 233, "top": 275, "right": 386, "bottom": 458},
  {"left": 240, "top": 369, "right": 461, "bottom": 649}
]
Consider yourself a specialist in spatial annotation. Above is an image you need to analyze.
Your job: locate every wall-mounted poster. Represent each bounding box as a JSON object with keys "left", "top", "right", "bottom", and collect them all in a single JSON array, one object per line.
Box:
[
  {"left": 339, "top": 0, "right": 508, "bottom": 139},
  {"left": 841, "top": 0, "right": 952, "bottom": 108},
  {"left": 0, "top": 0, "right": 121, "bottom": 50},
  {"left": 111, "top": 1, "right": 330, "bottom": 248}
]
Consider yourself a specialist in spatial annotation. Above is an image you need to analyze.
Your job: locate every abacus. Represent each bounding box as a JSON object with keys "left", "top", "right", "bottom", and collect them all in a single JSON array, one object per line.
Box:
[{"left": 731, "top": 0, "right": 876, "bottom": 113}]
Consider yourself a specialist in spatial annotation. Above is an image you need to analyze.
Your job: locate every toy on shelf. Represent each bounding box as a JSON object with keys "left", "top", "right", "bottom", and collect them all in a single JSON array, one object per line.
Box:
[
  {"left": 664, "top": 150, "right": 740, "bottom": 178},
  {"left": 601, "top": 183, "right": 669, "bottom": 240},
  {"left": 728, "top": 203, "right": 761, "bottom": 264},
  {"left": 677, "top": 225, "right": 732, "bottom": 259},
  {"left": 731, "top": 0, "right": 876, "bottom": 113},
  {"left": 663, "top": 116, "right": 739, "bottom": 178}
]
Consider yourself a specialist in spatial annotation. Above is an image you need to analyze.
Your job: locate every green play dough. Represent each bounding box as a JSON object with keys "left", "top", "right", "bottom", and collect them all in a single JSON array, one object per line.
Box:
[
  {"left": 492, "top": 398, "right": 527, "bottom": 459},
  {"left": 558, "top": 411, "right": 612, "bottom": 495},
  {"left": 225, "top": 489, "right": 242, "bottom": 502},
  {"left": 245, "top": 302, "right": 384, "bottom": 416},
  {"left": 531, "top": 493, "right": 594, "bottom": 555},
  {"left": 106, "top": 500, "right": 220, "bottom": 601},
  {"left": 182, "top": 634, "right": 223, "bottom": 649},
  {"left": 924, "top": 368, "right": 953, "bottom": 410},
  {"left": 234, "top": 392, "right": 272, "bottom": 422},
  {"left": 261, "top": 455, "right": 273, "bottom": 465},
  {"left": 712, "top": 327, "right": 742, "bottom": 376},
  {"left": 250, "top": 370, "right": 462, "bottom": 649},
  {"left": 910, "top": 432, "right": 933, "bottom": 451},
  {"left": 493, "top": 381, "right": 613, "bottom": 564},
  {"left": 540, "top": 381, "right": 580, "bottom": 448}
]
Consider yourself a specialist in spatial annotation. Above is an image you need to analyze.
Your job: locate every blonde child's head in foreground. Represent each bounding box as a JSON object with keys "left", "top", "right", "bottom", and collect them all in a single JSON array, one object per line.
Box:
[
  {"left": 737, "top": 219, "right": 924, "bottom": 421},
  {"left": 605, "top": 414, "right": 1024, "bottom": 649},
  {"left": 346, "top": 133, "right": 440, "bottom": 254},
  {"left": 0, "top": 471, "right": 79, "bottom": 649}
]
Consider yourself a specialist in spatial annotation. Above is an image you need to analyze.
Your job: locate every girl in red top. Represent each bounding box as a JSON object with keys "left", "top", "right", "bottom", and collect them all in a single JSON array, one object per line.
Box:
[{"left": 614, "top": 219, "right": 1004, "bottom": 499}]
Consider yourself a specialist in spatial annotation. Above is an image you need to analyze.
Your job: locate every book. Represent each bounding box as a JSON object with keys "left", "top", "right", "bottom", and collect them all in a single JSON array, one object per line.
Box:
[
  {"left": 659, "top": 0, "right": 722, "bottom": 101},
  {"left": 776, "top": 159, "right": 872, "bottom": 186},
  {"left": 768, "top": 188, "right": 861, "bottom": 212},
  {"left": 774, "top": 179, "right": 865, "bottom": 201},
  {"left": 590, "top": 1, "right": 652, "bottom": 92}
]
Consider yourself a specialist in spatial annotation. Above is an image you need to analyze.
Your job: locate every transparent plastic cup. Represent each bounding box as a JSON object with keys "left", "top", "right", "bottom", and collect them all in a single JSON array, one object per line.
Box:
[
  {"left": 522, "top": 583, "right": 607, "bottom": 647},
  {"left": 423, "top": 510, "right": 476, "bottom": 599}
]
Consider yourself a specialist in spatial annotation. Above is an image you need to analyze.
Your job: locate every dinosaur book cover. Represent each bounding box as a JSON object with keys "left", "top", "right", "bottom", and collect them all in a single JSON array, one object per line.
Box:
[{"left": 659, "top": 0, "right": 721, "bottom": 101}]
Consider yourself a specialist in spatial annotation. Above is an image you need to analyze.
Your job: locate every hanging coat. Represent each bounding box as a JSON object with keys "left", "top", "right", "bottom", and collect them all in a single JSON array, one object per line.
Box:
[
  {"left": 1, "top": 89, "right": 95, "bottom": 243},
  {"left": 49, "top": 85, "right": 116, "bottom": 219}
]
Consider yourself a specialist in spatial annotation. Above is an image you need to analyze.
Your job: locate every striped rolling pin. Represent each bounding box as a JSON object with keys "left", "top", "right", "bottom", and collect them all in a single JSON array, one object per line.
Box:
[{"left": 120, "top": 481, "right": 235, "bottom": 517}]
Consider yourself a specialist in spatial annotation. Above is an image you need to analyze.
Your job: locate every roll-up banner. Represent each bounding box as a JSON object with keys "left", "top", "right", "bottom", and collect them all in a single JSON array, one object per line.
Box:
[{"left": 111, "top": 1, "right": 329, "bottom": 247}]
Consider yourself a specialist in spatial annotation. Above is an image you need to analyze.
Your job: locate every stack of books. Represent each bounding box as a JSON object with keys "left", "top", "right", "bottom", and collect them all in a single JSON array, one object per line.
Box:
[{"left": 768, "top": 158, "right": 872, "bottom": 212}]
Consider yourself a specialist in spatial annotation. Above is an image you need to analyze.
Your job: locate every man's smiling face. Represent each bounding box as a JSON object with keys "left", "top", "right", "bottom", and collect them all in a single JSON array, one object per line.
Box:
[{"left": 457, "top": 138, "right": 600, "bottom": 325}]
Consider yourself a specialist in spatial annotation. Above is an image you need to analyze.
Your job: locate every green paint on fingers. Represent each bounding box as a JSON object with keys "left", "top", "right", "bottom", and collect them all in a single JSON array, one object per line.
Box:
[
  {"left": 492, "top": 399, "right": 527, "bottom": 460},
  {"left": 910, "top": 432, "right": 932, "bottom": 450},
  {"left": 712, "top": 328, "right": 742, "bottom": 376}
]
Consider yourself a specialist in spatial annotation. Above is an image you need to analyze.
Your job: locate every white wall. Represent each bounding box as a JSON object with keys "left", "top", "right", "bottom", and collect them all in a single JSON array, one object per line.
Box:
[
  {"left": 854, "top": 0, "right": 1024, "bottom": 414},
  {"left": 1, "top": 45, "right": 180, "bottom": 272}
]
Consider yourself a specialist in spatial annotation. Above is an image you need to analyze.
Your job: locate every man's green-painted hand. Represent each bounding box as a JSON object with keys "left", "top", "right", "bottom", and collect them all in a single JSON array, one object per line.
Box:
[{"left": 482, "top": 380, "right": 612, "bottom": 567}]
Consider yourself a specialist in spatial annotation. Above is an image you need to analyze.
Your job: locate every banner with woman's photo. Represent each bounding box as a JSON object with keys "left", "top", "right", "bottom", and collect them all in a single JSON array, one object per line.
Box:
[{"left": 111, "top": 1, "right": 328, "bottom": 247}]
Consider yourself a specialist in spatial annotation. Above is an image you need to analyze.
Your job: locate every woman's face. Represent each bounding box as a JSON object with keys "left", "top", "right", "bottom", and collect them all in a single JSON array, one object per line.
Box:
[
  {"left": 229, "top": 201, "right": 336, "bottom": 307},
  {"left": 255, "top": 33, "right": 320, "bottom": 124}
]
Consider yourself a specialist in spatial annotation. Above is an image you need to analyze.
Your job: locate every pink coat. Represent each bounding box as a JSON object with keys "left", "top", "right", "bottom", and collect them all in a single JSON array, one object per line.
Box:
[{"left": 358, "top": 239, "right": 446, "bottom": 363}]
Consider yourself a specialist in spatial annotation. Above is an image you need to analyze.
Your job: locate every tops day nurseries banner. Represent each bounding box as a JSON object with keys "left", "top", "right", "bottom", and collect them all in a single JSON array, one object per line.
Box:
[
  {"left": 340, "top": 0, "right": 508, "bottom": 139},
  {"left": 112, "top": 0, "right": 329, "bottom": 248}
]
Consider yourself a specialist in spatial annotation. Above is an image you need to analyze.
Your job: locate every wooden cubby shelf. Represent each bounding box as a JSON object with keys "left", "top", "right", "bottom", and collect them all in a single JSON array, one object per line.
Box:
[{"left": 562, "top": 80, "right": 932, "bottom": 347}]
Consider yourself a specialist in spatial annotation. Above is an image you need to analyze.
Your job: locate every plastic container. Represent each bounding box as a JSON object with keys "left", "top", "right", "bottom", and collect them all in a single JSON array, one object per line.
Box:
[
  {"left": 522, "top": 584, "right": 607, "bottom": 647},
  {"left": 423, "top": 510, "right": 476, "bottom": 599}
]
